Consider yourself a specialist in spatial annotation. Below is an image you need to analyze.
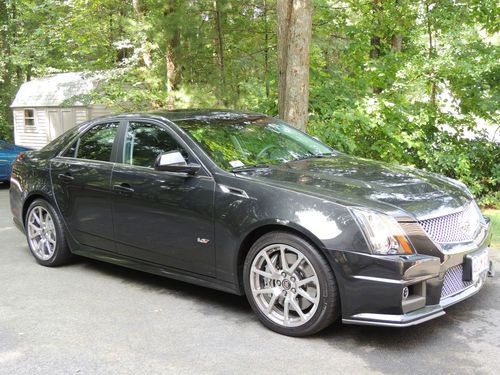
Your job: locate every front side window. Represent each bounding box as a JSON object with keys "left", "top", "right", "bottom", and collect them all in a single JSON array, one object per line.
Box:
[
  {"left": 123, "top": 122, "right": 186, "bottom": 168},
  {"left": 75, "top": 122, "right": 119, "bottom": 161},
  {"left": 24, "top": 109, "right": 35, "bottom": 126}
]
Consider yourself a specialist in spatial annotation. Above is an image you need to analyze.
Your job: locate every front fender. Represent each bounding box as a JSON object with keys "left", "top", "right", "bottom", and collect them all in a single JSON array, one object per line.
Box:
[{"left": 213, "top": 174, "right": 370, "bottom": 286}]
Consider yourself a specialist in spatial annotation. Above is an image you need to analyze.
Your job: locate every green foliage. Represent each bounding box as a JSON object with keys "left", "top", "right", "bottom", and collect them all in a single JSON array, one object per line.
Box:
[
  {"left": 484, "top": 209, "right": 500, "bottom": 248},
  {"left": 308, "top": 0, "right": 499, "bottom": 207},
  {"left": 0, "top": 0, "right": 498, "bottom": 205}
]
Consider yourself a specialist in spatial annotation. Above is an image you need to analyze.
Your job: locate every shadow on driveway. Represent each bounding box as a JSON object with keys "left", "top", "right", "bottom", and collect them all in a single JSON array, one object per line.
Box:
[{"left": 66, "top": 251, "right": 498, "bottom": 374}]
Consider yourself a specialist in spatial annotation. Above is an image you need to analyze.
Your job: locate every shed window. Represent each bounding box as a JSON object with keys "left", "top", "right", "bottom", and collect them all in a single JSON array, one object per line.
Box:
[{"left": 24, "top": 109, "right": 35, "bottom": 125}]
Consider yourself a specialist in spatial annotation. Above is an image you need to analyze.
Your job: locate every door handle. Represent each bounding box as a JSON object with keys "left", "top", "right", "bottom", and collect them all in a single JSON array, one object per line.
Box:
[
  {"left": 58, "top": 173, "right": 74, "bottom": 182},
  {"left": 113, "top": 183, "right": 135, "bottom": 194}
]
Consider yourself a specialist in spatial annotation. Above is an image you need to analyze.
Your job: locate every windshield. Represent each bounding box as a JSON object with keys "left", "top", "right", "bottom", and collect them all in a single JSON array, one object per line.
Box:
[{"left": 176, "top": 116, "right": 333, "bottom": 171}]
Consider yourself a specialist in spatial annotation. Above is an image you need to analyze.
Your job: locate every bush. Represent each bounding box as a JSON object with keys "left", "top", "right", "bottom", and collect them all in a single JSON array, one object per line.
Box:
[{"left": 308, "top": 97, "right": 499, "bottom": 209}]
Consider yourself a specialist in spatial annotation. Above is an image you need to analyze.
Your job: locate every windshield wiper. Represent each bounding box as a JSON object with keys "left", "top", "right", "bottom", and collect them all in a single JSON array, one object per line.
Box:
[
  {"left": 231, "top": 163, "right": 270, "bottom": 173},
  {"left": 287, "top": 153, "right": 334, "bottom": 163}
]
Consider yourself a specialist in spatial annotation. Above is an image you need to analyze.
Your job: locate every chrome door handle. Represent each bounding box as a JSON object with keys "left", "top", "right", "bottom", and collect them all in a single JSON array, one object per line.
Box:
[
  {"left": 113, "top": 183, "right": 135, "bottom": 194},
  {"left": 58, "top": 173, "right": 74, "bottom": 182}
]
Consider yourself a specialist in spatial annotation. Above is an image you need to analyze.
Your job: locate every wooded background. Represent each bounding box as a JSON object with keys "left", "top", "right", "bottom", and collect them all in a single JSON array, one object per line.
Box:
[{"left": 0, "top": 0, "right": 498, "bottom": 206}]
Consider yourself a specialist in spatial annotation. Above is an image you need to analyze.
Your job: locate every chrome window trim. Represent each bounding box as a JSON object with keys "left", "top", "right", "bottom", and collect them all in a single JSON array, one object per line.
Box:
[
  {"left": 52, "top": 155, "right": 117, "bottom": 166},
  {"left": 112, "top": 162, "right": 214, "bottom": 181}
]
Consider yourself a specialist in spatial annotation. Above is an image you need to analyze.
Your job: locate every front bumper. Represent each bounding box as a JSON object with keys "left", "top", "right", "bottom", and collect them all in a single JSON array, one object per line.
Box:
[
  {"left": 342, "top": 265, "right": 491, "bottom": 327},
  {"left": 331, "top": 217, "right": 493, "bottom": 328}
]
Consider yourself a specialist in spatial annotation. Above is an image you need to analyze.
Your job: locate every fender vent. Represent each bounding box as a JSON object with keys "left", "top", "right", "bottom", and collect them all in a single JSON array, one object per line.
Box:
[{"left": 219, "top": 184, "right": 249, "bottom": 199}]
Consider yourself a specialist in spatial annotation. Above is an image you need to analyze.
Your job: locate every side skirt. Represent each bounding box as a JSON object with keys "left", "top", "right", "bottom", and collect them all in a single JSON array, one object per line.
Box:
[{"left": 71, "top": 246, "right": 243, "bottom": 296}]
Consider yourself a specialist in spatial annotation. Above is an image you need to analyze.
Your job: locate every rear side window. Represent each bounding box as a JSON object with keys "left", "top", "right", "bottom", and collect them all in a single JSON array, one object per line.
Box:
[{"left": 74, "top": 122, "right": 119, "bottom": 161}]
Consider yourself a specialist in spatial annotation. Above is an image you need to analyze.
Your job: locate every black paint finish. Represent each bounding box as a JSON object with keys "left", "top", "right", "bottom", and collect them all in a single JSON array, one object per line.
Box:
[{"left": 9, "top": 110, "right": 492, "bottom": 326}]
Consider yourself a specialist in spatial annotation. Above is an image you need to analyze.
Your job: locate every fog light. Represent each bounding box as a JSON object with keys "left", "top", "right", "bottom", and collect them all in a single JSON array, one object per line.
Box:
[{"left": 402, "top": 287, "right": 409, "bottom": 300}]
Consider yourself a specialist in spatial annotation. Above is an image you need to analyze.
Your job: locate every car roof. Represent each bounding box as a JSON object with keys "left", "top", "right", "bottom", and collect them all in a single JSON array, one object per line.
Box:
[
  {"left": 94, "top": 109, "right": 268, "bottom": 124},
  {"left": 150, "top": 109, "right": 267, "bottom": 122}
]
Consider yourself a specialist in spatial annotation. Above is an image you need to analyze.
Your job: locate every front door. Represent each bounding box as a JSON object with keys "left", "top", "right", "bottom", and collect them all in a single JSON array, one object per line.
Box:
[
  {"left": 50, "top": 121, "right": 119, "bottom": 251},
  {"left": 111, "top": 121, "right": 216, "bottom": 276}
]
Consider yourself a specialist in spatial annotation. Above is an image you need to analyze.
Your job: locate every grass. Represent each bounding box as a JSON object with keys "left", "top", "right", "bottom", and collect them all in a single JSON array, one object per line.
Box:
[{"left": 483, "top": 209, "right": 500, "bottom": 248}]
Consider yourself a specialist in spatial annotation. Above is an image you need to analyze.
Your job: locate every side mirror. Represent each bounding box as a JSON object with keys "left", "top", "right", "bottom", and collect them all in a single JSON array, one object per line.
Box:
[{"left": 154, "top": 151, "right": 200, "bottom": 175}]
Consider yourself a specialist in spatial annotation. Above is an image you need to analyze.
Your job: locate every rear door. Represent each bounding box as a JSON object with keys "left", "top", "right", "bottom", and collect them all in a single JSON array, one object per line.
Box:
[{"left": 50, "top": 121, "right": 120, "bottom": 251}]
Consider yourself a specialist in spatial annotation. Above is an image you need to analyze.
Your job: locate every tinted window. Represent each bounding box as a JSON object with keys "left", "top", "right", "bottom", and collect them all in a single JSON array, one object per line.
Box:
[
  {"left": 43, "top": 125, "right": 81, "bottom": 154},
  {"left": 62, "top": 140, "right": 78, "bottom": 158},
  {"left": 76, "top": 122, "right": 119, "bottom": 161},
  {"left": 123, "top": 122, "right": 185, "bottom": 168}
]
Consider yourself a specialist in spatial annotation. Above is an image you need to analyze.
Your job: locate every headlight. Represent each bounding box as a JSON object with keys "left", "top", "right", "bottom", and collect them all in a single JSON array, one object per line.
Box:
[{"left": 351, "top": 208, "right": 414, "bottom": 255}]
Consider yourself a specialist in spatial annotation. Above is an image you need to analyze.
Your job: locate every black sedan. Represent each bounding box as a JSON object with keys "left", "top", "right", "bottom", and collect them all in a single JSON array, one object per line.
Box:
[{"left": 9, "top": 110, "right": 493, "bottom": 336}]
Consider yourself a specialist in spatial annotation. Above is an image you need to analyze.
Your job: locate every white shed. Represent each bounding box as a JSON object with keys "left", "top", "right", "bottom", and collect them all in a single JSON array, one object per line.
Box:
[{"left": 10, "top": 72, "right": 112, "bottom": 149}]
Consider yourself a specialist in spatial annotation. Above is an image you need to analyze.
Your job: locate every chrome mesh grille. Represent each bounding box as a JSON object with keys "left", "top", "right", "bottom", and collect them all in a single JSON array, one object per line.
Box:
[
  {"left": 441, "top": 264, "right": 473, "bottom": 299},
  {"left": 418, "top": 202, "right": 481, "bottom": 243}
]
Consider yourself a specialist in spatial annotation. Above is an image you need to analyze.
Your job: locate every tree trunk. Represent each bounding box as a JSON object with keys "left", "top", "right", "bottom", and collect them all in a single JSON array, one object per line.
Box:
[
  {"left": 391, "top": 0, "right": 402, "bottom": 52},
  {"left": 426, "top": 1, "right": 437, "bottom": 108},
  {"left": 132, "top": 0, "right": 152, "bottom": 67},
  {"left": 0, "top": 1, "right": 10, "bottom": 70},
  {"left": 370, "top": 0, "right": 382, "bottom": 94},
  {"left": 213, "top": 0, "right": 226, "bottom": 105},
  {"left": 132, "top": 0, "right": 141, "bottom": 13},
  {"left": 26, "top": 64, "right": 32, "bottom": 82},
  {"left": 263, "top": 0, "right": 270, "bottom": 98},
  {"left": 391, "top": 34, "right": 402, "bottom": 52},
  {"left": 164, "top": 0, "right": 181, "bottom": 94},
  {"left": 425, "top": 1, "right": 438, "bottom": 133},
  {"left": 277, "top": 0, "right": 313, "bottom": 132},
  {"left": 0, "top": 0, "right": 15, "bottom": 140}
]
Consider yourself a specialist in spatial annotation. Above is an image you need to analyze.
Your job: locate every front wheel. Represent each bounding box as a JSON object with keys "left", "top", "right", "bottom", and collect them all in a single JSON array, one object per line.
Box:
[
  {"left": 243, "top": 232, "right": 339, "bottom": 336},
  {"left": 25, "top": 199, "right": 72, "bottom": 266}
]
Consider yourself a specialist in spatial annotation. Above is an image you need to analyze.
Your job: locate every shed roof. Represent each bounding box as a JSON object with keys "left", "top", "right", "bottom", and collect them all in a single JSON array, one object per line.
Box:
[{"left": 11, "top": 72, "right": 101, "bottom": 108}]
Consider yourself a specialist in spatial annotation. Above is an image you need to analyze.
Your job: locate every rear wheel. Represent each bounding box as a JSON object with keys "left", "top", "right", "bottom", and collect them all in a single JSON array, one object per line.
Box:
[
  {"left": 243, "top": 231, "right": 339, "bottom": 336},
  {"left": 25, "top": 199, "right": 72, "bottom": 266}
]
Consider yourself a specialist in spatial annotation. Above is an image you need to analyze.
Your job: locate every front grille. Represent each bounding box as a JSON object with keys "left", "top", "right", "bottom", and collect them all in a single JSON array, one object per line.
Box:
[
  {"left": 441, "top": 264, "right": 473, "bottom": 299},
  {"left": 418, "top": 201, "right": 481, "bottom": 244}
]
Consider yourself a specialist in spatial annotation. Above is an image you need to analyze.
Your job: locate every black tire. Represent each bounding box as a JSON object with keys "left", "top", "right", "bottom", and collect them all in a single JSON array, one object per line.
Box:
[
  {"left": 243, "top": 231, "right": 339, "bottom": 336},
  {"left": 25, "top": 199, "right": 72, "bottom": 267}
]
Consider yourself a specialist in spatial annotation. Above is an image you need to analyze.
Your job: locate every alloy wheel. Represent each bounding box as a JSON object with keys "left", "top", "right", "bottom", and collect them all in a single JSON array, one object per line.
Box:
[
  {"left": 27, "top": 206, "right": 57, "bottom": 261},
  {"left": 249, "top": 244, "right": 320, "bottom": 327}
]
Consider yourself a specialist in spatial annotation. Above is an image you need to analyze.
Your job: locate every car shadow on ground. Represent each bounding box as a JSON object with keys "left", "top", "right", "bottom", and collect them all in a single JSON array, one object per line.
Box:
[
  {"left": 73, "top": 253, "right": 496, "bottom": 343},
  {"left": 76, "top": 257, "right": 252, "bottom": 316},
  {"left": 0, "top": 181, "right": 10, "bottom": 189}
]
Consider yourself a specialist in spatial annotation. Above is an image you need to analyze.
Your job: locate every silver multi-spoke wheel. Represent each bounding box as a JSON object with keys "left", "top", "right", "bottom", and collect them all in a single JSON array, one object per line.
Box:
[
  {"left": 250, "top": 244, "right": 320, "bottom": 327},
  {"left": 27, "top": 206, "right": 57, "bottom": 261}
]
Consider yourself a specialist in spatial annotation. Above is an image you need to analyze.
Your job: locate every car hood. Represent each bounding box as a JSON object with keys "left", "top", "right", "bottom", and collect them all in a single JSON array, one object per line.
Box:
[{"left": 240, "top": 155, "right": 471, "bottom": 220}]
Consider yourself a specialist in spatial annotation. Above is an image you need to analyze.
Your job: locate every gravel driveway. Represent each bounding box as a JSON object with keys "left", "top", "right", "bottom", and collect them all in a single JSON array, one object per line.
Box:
[{"left": 0, "top": 182, "right": 498, "bottom": 374}]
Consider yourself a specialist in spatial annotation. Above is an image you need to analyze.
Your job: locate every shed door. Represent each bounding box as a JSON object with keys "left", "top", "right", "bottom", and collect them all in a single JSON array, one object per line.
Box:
[
  {"left": 48, "top": 109, "right": 76, "bottom": 140},
  {"left": 48, "top": 110, "right": 63, "bottom": 141},
  {"left": 61, "top": 109, "right": 75, "bottom": 132}
]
